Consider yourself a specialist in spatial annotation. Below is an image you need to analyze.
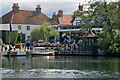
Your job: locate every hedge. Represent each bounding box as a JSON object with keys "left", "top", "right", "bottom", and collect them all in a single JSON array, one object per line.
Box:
[{"left": 0, "top": 30, "right": 18, "bottom": 44}]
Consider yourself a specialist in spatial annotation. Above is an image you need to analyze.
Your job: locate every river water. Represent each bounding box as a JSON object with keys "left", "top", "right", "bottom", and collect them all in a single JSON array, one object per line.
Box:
[{"left": 1, "top": 56, "right": 120, "bottom": 78}]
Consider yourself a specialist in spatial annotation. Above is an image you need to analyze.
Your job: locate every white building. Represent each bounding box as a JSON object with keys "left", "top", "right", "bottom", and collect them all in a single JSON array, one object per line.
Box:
[{"left": 0, "top": 3, "right": 58, "bottom": 41}]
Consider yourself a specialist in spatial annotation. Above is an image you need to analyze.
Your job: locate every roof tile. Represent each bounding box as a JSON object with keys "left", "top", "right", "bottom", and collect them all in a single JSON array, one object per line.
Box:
[
  {"left": 1, "top": 10, "right": 58, "bottom": 25},
  {"left": 59, "top": 14, "right": 73, "bottom": 25}
]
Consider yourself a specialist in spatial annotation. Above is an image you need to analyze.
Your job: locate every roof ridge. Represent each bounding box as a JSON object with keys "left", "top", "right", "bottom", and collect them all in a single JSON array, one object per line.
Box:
[
  {"left": 2, "top": 10, "right": 13, "bottom": 18},
  {"left": 1, "top": 10, "right": 58, "bottom": 25},
  {"left": 19, "top": 10, "right": 36, "bottom": 12}
]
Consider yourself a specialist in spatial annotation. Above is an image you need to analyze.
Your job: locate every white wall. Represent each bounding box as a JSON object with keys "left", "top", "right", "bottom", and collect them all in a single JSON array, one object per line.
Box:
[
  {"left": 73, "top": 17, "right": 81, "bottom": 25},
  {"left": 16, "top": 24, "right": 41, "bottom": 40},
  {"left": 0, "top": 24, "right": 58, "bottom": 41}
]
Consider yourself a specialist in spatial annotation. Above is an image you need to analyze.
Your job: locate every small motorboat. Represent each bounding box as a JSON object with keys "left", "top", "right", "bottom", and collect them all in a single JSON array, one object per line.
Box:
[{"left": 31, "top": 47, "right": 55, "bottom": 56}]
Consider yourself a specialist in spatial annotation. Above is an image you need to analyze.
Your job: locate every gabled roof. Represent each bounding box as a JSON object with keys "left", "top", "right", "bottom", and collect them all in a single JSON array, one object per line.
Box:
[
  {"left": 0, "top": 10, "right": 58, "bottom": 25},
  {"left": 58, "top": 14, "right": 73, "bottom": 25},
  {"left": 83, "top": 31, "right": 96, "bottom": 37}
]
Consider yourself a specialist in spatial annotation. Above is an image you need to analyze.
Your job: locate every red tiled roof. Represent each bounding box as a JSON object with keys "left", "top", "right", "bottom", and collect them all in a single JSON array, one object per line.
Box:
[
  {"left": 1, "top": 10, "right": 58, "bottom": 25},
  {"left": 58, "top": 14, "right": 73, "bottom": 25}
]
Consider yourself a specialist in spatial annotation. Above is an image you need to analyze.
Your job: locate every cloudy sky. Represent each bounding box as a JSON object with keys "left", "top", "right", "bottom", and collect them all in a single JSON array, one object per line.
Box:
[{"left": 0, "top": 0, "right": 118, "bottom": 18}]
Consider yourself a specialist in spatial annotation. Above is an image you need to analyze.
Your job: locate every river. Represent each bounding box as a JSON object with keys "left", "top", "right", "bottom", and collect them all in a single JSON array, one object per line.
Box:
[{"left": 1, "top": 56, "right": 120, "bottom": 78}]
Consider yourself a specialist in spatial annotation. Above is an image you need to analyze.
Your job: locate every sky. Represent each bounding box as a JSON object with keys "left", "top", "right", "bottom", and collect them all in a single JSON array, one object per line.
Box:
[{"left": 0, "top": 0, "right": 118, "bottom": 18}]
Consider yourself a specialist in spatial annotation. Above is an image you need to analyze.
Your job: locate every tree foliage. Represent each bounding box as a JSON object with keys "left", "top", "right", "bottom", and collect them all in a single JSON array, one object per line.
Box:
[
  {"left": 31, "top": 28, "right": 40, "bottom": 42},
  {"left": 73, "top": 1, "right": 120, "bottom": 55},
  {"left": 0, "top": 30, "right": 18, "bottom": 44},
  {"left": 97, "top": 31, "right": 120, "bottom": 55},
  {"left": 17, "top": 32, "right": 25, "bottom": 43},
  {"left": 31, "top": 21, "right": 59, "bottom": 42},
  {"left": 73, "top": 1, "right": 119, "bottom": 29},
  {"left": 39, "top": 22, "right": 59, "bottom": 42}
]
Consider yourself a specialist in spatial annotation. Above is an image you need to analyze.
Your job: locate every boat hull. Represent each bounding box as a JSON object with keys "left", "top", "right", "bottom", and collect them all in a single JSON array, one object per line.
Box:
[{"left": 31, "top": 51, "right": 55, "bottom": 56}]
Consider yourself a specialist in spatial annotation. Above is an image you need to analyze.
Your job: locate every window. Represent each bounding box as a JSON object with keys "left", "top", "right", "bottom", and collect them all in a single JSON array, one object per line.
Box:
[
  {"left": 18, "top": 25, "right": 21, "bottom": 30},
  {"left": 27, "top": 36, "right": 30, "bottom": 40},
  {"left": 27, "top": 26, "right": 30, "bottom": 30}
]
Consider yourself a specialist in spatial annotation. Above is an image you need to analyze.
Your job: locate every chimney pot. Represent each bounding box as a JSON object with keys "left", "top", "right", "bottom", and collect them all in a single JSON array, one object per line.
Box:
[
  {"left": 36, "top": 5, "right": 41, "bottom": 14},
  {"left": 12, "top": 3, "right": 19, "bottom": 13},
  {"left": 37, "top": 5, "right": 40, "bottom": 8},
  {"left": 58, "top": 10, "right": 63, "bottom": 17},
  {"left": 78, "top": 3, "right": 83, "bottom": 11}
]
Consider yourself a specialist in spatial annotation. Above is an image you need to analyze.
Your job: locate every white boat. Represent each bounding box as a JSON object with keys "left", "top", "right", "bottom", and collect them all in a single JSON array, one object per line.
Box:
[
  {"left": 0, "top": 51, "right": 30, "bottom": 57},
  {"left": 31, "top": 47, "right": 55, "bottom": 56}
]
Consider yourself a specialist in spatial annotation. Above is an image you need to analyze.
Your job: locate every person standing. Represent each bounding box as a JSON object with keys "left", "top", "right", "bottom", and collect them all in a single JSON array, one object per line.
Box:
[
  {"left": 77, "top": 38, "right": 83, "bottom": 52},
  {"left": 30, "top": 45, "right": 32, "bottom": 51},
  {"left": 72, "top": 40, "right": 75, "bottom": 51}
]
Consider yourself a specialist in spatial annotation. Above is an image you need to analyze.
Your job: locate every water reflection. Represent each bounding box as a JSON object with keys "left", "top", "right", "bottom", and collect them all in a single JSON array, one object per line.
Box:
[{"left": 2, "top": 56, "right": 120, "bottom": 78}]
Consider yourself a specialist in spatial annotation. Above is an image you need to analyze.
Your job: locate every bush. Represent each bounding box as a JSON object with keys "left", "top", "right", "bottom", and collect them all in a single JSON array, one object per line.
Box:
[{"left": 0, "top": 30, "right": 18, "bottom": 44}]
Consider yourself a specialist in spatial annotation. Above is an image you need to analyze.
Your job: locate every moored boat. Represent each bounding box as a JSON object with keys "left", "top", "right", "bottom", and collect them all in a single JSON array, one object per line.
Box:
[
  {"left": 31, "top": 47, "right": 55, "bottom": 56},
  {"left": 0, "top": 51, "right": 30, "bottom": 57}
]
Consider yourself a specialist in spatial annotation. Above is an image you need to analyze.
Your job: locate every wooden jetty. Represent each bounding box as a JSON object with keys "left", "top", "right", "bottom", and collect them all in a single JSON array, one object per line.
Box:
[
  {"left": 0, "top": 49, "right": 102, "bottom": 57},
  {"left": 1, "top": 51, "right": 30, "bottom": 57},
  {"left": 55, "top": 50, "right": 98, "bottom": 56}
]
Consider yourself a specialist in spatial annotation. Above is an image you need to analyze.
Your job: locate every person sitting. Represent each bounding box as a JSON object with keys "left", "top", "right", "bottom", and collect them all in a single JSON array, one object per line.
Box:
[
  {"left": 75, "top": 44, "right": 78, "bottom": 51},
  {"left": 77, "top": 38, "right": 83, "bottom": 52}
]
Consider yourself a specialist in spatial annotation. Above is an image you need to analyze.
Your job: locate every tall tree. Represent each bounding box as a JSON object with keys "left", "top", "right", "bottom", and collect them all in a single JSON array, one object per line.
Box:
[
  {"left": 39, "top": 21, "right": 59, "bottom": 42},
  {"left": 31, "top": 28, "right": 40, "bottom": 43},
  {"left": 73, "top": 1, "right": 120, "bottom": 55},
  {"left": 31, "top": 21, "right": 59, "bottom": 42}
]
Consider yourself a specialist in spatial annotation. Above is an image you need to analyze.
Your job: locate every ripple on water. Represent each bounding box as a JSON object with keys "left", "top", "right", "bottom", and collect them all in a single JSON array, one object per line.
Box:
[{"left": 2, "top": 68, "right": 119, "bottom": 78}]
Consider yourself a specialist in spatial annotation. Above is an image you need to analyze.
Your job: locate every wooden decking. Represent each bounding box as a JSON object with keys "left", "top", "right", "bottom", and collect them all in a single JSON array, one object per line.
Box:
[
  {"left": 1, "top": 50, "right": 101, "bottom": 57},
  {"left": 55, "top": 50, "right": 98, "bottom": 56}
]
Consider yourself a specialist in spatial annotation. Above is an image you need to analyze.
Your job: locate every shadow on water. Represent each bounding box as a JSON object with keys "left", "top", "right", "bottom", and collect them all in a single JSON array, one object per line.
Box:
[{"left": 1, "top": 56, "right": 120, "bottom": 78}]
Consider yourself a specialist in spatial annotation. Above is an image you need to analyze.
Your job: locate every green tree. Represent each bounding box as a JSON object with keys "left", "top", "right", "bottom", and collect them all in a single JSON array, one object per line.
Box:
[
  {"left": 97, "top": 31, "right": 120, "bottom": 55},
  {"left": 0, "top": 30, "right": 18, "bottom": 44},
  {"left": 39, "top": 21, "right": 59, "bottom": 42},
  {"left": 31, "top": 21, "right": 59, "bottom": 42},
  {"left": 31, "top": 28, "right": 40, "bottom": 42},
  {"left": 73, "top": 1, "right": 120, "bottom": 55},
  {"left": 17, "top": 32, "right": 25, "bottom": 43},
  {"left": 0, "top": 39, "right": 3, "bottom": 46}
]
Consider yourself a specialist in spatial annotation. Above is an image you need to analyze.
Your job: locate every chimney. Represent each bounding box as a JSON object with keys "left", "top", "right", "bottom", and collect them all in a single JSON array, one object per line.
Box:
[
  {"left": 36, "top": 5, "right": 41, "bottom": 14},
  {"left": 78, "top": 3, "right": 83, "bottom": 11},
  {"left": 58, "top": 10, "right": 63, "bottom": 17},
  {"left": 12, "top": 3, "right": 19, "bottom": 13},
  {"left": 52, "top": 12, "right": 56, "bottom": 18},
  {"left": 52, "top": 12, "right": 58, "bottom": 21}
]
